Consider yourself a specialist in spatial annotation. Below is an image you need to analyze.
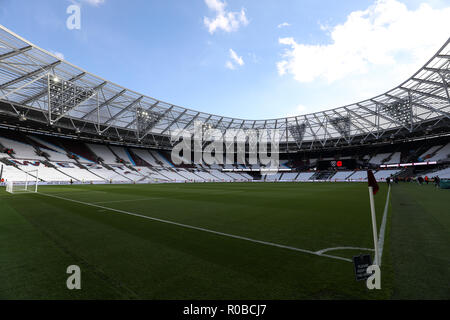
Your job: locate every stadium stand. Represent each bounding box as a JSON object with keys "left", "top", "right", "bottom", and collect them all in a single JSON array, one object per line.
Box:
[
  {"left": 427, "top": 143, "right": 450, "bottom": 162},
  {"left": 280, "top": 172, "right": 299, "bottom": 181},
  {"left": 264, "top": 172, "right": 283, "bottom": 181},
  {"left": 110, "top": 146, "right": 133, "bottom": 164},
  {"left": 428, "top": 167, "right": 450, "bottom": 178},
  {"left": 54, "top": 163, "right": 105, "bottom": 182},
  {"left": 1, "top": 131, "right": 449, "bottom": 184},
  {"left": 330, "top": 171, "right": 354, "bottom": 181},
  {"left": 0, "top": 25, "right": 448, "bottom": 188},
  {"left": 131, "top": 148, "right": 159, "bottom": 166},
  {"left": 87, "top": 144, "right": 118, "bottom": 164},
  {"left": 296, "top": 172, "right": 315, "bottom": 181},
  {"left": 349, "top": 171, "right": 367, "bottom": 181},
  {"left": 419, "top": 145, "right": 442, "bottom": 161},
  {"left": 152, "top": 151, "right": 173, "bottom": 167},
  {"left": 369, "top": 153, "right": 392, "bottom": 165},
  {"left": 1, "top": 124, "right": 449, "bottom": 185},
  {"left": 374, "top": 169, "right": 401, "bottom": 181},
  {"left": 0, "top": 136, "right": 47, "bottom": 161}
]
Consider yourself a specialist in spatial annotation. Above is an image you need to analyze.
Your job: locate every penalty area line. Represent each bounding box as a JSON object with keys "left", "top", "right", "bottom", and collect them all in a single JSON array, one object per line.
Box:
[{"left": 36, "top": 192, "right": 351, "bottom": 263}]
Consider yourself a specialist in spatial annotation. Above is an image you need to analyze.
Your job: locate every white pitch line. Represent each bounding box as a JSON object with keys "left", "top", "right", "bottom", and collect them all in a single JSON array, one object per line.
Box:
[
  {"left": 92, "top": 198, "right": 161, "bottom": 204},
  {"left": 377, "top": 184, "right": 391, "bottom": 266},
  {"left": 315, "top": 246, "right": 374, "bottom": 255},
  {"left": 37, "top": 192, "right": 351, "bottom": 263}
]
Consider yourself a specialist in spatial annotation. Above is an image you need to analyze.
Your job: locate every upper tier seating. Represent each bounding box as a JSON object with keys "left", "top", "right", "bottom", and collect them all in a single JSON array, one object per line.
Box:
[
  {"left": 427, "top": 143, "right": 450, "bottom": 162},
  {"left": 87, "top": 144, "right": 118, "bottom": 164},
  {"left": 27, "top": 135, "right": 75, "bottom": 162},
  {"left": 369, "top": 153, "right": 391, "bottom": 165},
  {"left": 59, "top": 140, "right": 97, "bottom": 163},
  {"left": 0, "top": 136, "right": 46, "bottom": 161},
  {"left": 110, "top": 146, "right": 132, "bottom": 164},
  {"left": 420, "top": 145, "right": 442, "bottom": 160},
  {"left": 151, "top": 151, "right": 173, "bottom": 167},
  {"left": 131, "top": 148, "right": 159, "bottom": 166},
  {"left": 386, "top": 152, "right": 401, "bottom": 164}
]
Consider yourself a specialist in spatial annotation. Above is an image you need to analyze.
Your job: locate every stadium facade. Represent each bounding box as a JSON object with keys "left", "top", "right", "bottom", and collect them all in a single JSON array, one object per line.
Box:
[
  {"left": 0, "top": 24, "right": 449, "bottom": 185},
  {"left": 0, "top": 24, "right": 449, "bottom": 150}
]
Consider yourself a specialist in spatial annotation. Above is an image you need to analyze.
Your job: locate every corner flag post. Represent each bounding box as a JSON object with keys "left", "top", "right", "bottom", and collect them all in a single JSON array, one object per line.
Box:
[
  {"left": 367, "top": 170, "right": 379, "bottom": 266},
  {"left": 34, "top": 168, "right": 39, "bottom": 193}
]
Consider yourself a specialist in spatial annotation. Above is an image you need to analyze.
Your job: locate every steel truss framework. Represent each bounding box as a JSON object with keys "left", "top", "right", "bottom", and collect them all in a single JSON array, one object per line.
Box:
[{"left": 0, "top": 24, "right": 449, "bottom": 152}]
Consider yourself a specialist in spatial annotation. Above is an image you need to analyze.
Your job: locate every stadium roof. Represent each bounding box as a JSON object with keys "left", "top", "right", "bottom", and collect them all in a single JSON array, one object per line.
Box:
[{"left": 0, "top": 24, "right": 449, "bottom": 150}]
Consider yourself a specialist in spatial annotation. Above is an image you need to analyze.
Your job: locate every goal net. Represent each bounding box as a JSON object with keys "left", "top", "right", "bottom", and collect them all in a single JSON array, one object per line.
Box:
[{"left": 6, "top": 169, "right": 39, "bottom": 194}]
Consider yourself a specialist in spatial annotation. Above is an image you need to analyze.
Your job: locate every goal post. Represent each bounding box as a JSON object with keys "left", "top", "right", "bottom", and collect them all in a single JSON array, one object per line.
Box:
[{"left": 5, "top": 169, "right": 39, "bottom": 194}]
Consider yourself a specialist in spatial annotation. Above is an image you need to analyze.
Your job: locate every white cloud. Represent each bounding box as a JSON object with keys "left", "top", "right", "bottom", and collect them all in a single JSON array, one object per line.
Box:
[
  {"left": 53, "top": 51, "right": 65, "bottom": 60},
  {"left": 277, "top": 22, "right": 291, "bottom": 28},
  {"left": 277, "top": 0, "right": 450, "bottom": 84},
  {"left": 70, "top": 0, "right": 105, "bottom": 6},
  {"left": 226, "top": 49, "right": 244, "bottom": 70},
  {"left": 287, "top": 104, "right": 309, "bottom": 117},
  {"left": 82, "top": 0, "right": 105, "bottom": 6},
  {"left": 230, "top": 49, "right": 244, "bottom": 66},
  {"left": 225, "top": 61, "right": 235, "bottom": 70},
  {"left": 204, "top": 0, "right": 249, "bottom": 34}
]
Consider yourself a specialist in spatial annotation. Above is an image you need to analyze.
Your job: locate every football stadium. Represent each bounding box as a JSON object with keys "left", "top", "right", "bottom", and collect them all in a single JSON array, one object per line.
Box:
[{"left": 0, "top": 7, "right": 449, "bottom": 305}]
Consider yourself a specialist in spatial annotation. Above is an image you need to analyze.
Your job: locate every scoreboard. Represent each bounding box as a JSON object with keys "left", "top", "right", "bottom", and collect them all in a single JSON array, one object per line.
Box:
[{"left": 317, "top": 159, "right": 357, "bottom": 170}]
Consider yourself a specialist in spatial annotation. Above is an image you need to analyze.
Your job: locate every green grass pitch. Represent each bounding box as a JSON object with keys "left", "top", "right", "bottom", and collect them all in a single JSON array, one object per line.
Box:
[{"left": 0, "top": 182, "right": 448, "bottom": 299}]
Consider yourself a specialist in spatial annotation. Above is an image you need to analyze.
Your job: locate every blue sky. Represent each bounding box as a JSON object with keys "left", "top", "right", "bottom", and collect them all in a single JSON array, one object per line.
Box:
[{"left": 0, "top": 0, "right": 449, "bottom": 119}]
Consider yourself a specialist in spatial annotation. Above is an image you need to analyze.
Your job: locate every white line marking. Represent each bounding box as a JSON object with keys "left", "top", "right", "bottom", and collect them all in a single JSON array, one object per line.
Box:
[
  {"left": 37, "top": 192, "right": 351, "bottom": 263},
  {"left": 377, "top": 184, "right": 391, "bottom": 266},
  {"left": 92, "top": 198, "right": 161, "bottom": 204},
  {"left": 315, "top": 246, "right": 374, "bottom": 255}
]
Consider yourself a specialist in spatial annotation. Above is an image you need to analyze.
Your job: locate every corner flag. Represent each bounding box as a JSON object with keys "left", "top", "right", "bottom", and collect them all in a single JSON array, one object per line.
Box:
[
  {"left": 367, "top": 169, "right": 379, "bottom": 265},
  {"left": 367, "top": 170, "right": 379, "bottom": 195}
]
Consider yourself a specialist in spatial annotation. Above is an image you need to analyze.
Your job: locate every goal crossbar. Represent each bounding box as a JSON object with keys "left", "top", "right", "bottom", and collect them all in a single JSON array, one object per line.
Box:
[{"left": 5, "top": 169, "right": 39, "bottom": 194}]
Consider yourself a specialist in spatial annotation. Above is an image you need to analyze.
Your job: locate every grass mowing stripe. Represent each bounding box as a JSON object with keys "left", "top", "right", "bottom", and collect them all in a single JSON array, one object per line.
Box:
[{"left": 37, "top": 192, "right": 352, "bottom": 263}]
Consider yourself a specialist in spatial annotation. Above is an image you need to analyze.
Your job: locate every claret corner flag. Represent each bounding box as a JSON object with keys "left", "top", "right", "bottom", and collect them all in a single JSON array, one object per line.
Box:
[
  {"left": 367, "top": 170, "right": 379, "bottom": 195},
  {"left": 367, "top": 169, "right": 380, "bottom": 265}
]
